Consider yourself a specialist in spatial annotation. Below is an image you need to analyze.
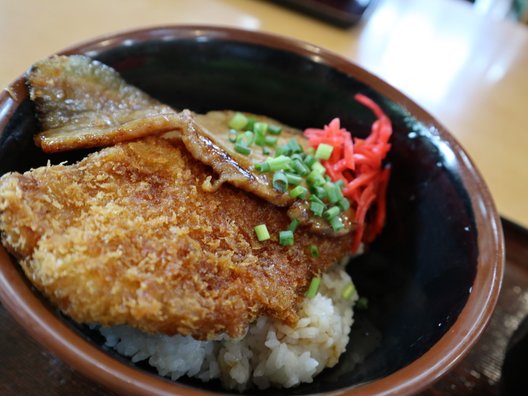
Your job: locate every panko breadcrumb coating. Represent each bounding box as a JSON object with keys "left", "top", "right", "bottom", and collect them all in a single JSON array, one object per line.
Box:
[{"left": 0, "top": 137, "right": 353, "bottom": 339}]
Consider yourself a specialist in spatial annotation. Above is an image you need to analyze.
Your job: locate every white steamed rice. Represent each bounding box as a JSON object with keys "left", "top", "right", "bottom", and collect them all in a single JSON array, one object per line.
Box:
[{"left": 99, "top": 264, "right": 358, "bottom": 390}]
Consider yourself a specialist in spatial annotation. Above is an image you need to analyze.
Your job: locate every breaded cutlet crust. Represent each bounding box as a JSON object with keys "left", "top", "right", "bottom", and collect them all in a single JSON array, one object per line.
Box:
[{"left": 0, "top": 137, "right": 352, "bottom": 339}]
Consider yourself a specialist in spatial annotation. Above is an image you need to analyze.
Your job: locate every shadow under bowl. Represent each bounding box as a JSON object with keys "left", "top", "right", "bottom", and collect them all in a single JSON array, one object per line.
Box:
[{"left": 0, "top": 26, "right": 504, "bottom": 396}]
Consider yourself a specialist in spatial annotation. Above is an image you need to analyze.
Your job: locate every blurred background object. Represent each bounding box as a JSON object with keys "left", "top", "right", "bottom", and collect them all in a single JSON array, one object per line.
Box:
[
  {"left": 267, "top": 0, "right": 528, "bottom": 26},
  {"left": 266, "top": 0, "right": 375, "bottom": 27}
]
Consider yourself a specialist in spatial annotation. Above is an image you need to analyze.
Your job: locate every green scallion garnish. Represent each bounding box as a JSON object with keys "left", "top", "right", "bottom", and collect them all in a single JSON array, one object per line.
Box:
[
  {"left": 254, "top": 162, "right": 271, "bottom": 172},
  {"left": 240, "top": 131, "right": 255, "bottom": 145},
  {"left": 335, "top": 179, "right": 345, "bottom": 189},
  {"left": 289, "top": 185, "right": 308, "bottom": 199},
  {"left": 264, "top": 136, "right": 278, "bottom": 147},
  {"left": 275, "top": 145, "right": 291, "bottom": 157},
  {"left": 338, "top": 197, "right": 350, "bottom": 211},
  {"left": 285, "top": 172, "right": 302, "bottom": 185},
  {"left": 309, "top": 194, "right": 325, "bottom": 205},
  {"left": 254, "top": 129, "right": 266, "bottom": 146},
  {"left": 323, "top": 206, "right": 340, "bottom": 221},
  {"left": 235, "top": 143, "right": 251, "bottom": 155},
  {"left": 330, "top": 216, "right": 344, "bottom": 231},
  {"left": 228, "top": 129, "right": 238, "bottom": 143},
  {"left": 356, "top": 296, "right": 368, "bottom": 310},
  {"left": 262, "top": 147, "right": 271, "bottom": 156},
  {"left": 305, "top": 277, "right": 321, "bottom": 298},
  {"left": 313, "top": 186, "right": 327, "bottom": 200},
  {"left": 254, "top": 122, "right": 268, "bottom": 135},
  {"left": 254, "top": 224, "right": 270, "bottom": 241},
  {"left": 279, "top": 230, "right": 294, "bottom": 246},
  {"left": 246, "top": 117, "right": 256, "bottom": 131},
  {"left": 267, "top": 155, "right": 291, "bottom": 171},
  {"left": 291, "top": 159, "right": 310, "bottom": 176},
  {"left": 268, "top": 124, "right": 282, "bottom": 135},
  {"left": 307, "top": 171, "right": 325, "bottom": 187},
  {"left": 288, "top": 218, "right": 300, "bottom": 232},
  {"left": 310, "top": 245, "right": 319, "bottom": 257},
  {"left": 310, "top": 201, "right": 325, "bottom": 217},
  {"left": 229, "top": 112, "right": 248, "bottom": 130},
  {"left": 272, "top": 171, "right": 288, "bottom": 193},
  {"left": 324, "top": 183, "right": 340, "bottom": 204},
  {"left": 287, "top": 138, "right": 303, "bottom": 154},
  {"left": 315, "top": 143, "right": 334, "bottom": 160},
  {"left": 341, "top": 283, "right": 356, "bottom": 300},
  {"left": 303, "top": 155, "right": 316, "bottom": 168},
  {"left": 311, "top": 161, "right": 326, "bottom": 175}
]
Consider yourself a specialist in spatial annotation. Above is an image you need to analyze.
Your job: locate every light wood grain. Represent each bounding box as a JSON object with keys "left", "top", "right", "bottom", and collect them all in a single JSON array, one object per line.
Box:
[{"left": 0, "top": 0, "right": 526, "bottom": 226}]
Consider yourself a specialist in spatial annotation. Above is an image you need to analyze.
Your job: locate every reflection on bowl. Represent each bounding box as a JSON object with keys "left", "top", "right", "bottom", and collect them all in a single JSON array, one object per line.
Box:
[{"left": 0, "top": 26, "right": 504, "bottom": 395}]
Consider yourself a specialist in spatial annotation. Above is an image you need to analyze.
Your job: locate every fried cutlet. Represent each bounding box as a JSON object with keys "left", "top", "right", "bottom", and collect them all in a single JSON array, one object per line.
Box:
[{"left": 0, "top": 137, "right": 353, "bottom": 339}]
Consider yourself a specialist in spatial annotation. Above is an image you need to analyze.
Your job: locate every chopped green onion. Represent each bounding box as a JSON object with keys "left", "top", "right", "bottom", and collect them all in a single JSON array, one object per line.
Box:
[
  {"left": 254, "top": 224, "right": 270, "bottom": 241},
  {"left": 272, "top": 171, "right": 288, "bottom": 193},
  {"left": 285, "top": 172, "right": 302, "bottom": 185},
  {"left": 313, "top": 186, "right": 326, "bottom": 200},
  {"left": 342, "top": 283, "right": 356, "bottom": 300},
  {"left": 324, "top": 206, "right": 341, "bottom": 220},
  {"left": 275, "top": 145, "right": 291, "bottom": 157},
  {"left": 235, "top": 143, "right": 251, "bottom": 155},
  {"left": 324, "top": 183, "right": 341, "bottom": 204},
  {"left": 306, "top": 147, "right": 315, "bottom": 155},
  {"left": 228, "top": 129, "right": 238, "bottom": 143},
  {"left": 330, "top": 216, "right": 344, "bottom": 231},
  {"left": 279, "top": 230, "right": 294, "bottom": 246},
  {"left": 306, "top": 170, "right": 325, "bottom": 187},
  {"left": 268, "top": 124, "right": 282, "bottom": 135},
  {"left": 267, "top": 155, "right": 291, "bottom": 171},
  {"left": 338, "top": 197, "right": 350, "bottom": 212},
  {"left": 305, "top": 277, "right": 321, "bottom": 298},
  {"left": 311, "top": 161, "right": 326, "bottom": 175},
  {"left": 288, "top": 218, "right": 300, "bottom": 232},
  {"left": 309, "top": 244, "right": 319, "bottom": 257},
  {"left": 254, "top": 129, "right": 266, "bottom": 146},
  {"left": 309, "top": 194, "right": 325, "bottom": 205},
  {"left": 309, "top": 194, "right": 324, "bottom": 204},
  {"left": 315, "top": 143, "right": 334, "bottom": 160},
  {"left": 356, "top": 297, "right": 369, "bottom": 310},
  {"left": 289, "top": 185, "right": 308, "bottom": 199},
  {"left": 287, "top": 138, "right": 303, "bottom": 154},
  {"left": 254, "top": 162, "right": 271, "bottom": 172},
  {"left": 262, "top": 147, "right": 272, "bottom": 156},
  {"left": 236, "top": 131, "right": 255, "bottom": 146},
  {"left": 310, "top": 201, "right": 325, "bottom": 217},
  {"left": 229, "top": 112, "right": 248, "bottom": 130},
  {"left": 335, "top": 179, "right": 345, "bottom": 189},
  {"left": 264, "top": 136, "right": 278, "bottom": 146},
  {"left": 254, "top": 122, "right": 268, "bottom": 135},
  {"left": 304, "top": 155, "right": 316, "bottom": 167},
  {"left": 246, "top": 117, "right": 256, "bottom": 131},
  {"left": 290, "top": 153, "right": 304, "bottom": 161},
  {"left": 292, "top": 159, "right": 310, "bottom": 176}
]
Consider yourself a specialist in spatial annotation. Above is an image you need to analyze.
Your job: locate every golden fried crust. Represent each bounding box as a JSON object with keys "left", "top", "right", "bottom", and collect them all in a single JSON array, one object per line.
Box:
[{"left": 0, "top": 138, "right": 352, "bottom": 339}]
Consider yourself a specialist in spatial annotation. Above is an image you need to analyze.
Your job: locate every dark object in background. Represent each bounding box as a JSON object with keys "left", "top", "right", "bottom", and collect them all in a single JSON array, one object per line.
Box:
[
  {"left": 501, "top": 315, "right": 528, "bottom": 395},
  {"left": 267, "top": 0, "right": 375, "bottom": 28}
]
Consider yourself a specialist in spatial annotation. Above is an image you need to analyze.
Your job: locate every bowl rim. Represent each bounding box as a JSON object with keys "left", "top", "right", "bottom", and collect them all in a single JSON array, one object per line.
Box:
[{"left": 0, "top": 25, "right": 505, "bottom": 396}]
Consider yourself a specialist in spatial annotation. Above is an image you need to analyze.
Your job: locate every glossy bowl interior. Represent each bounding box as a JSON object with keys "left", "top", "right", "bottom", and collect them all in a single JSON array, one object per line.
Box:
[{"left": 0, "top": 26, "right": 504, "bottom": 395}]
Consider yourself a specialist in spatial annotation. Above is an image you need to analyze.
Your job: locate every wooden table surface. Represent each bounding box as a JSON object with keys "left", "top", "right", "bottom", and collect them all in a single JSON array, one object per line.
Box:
[{"left": 1, "top": 0, "right": 527, "bottom": 228}]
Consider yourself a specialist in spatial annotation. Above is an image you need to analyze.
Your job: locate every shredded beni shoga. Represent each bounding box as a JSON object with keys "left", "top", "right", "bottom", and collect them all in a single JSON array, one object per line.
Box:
[{"left": 304, "top": 94, "right": 392, "bottom": 252}]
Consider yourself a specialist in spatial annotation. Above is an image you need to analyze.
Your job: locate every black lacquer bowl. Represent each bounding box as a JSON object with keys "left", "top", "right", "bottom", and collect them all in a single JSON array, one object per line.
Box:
[{"left": 0, "top": 26, "right": 504, "bottom": 396}]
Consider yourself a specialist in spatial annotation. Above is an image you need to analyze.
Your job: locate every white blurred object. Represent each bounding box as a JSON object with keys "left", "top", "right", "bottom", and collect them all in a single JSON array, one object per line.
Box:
[{"left": 473, "top": 0, "right": 513, "bottom": 19}]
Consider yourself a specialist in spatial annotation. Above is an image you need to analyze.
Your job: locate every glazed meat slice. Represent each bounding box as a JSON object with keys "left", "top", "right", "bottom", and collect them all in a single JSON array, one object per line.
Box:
[
  {"left": 0, "top": 137, "right": 352, "bottom": 339},
  {"left": 27, "top": 55, "right": 293, "bottom": 206},
  {"left": 28, "top": 55, "right": 184, "bottom": 153}
]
